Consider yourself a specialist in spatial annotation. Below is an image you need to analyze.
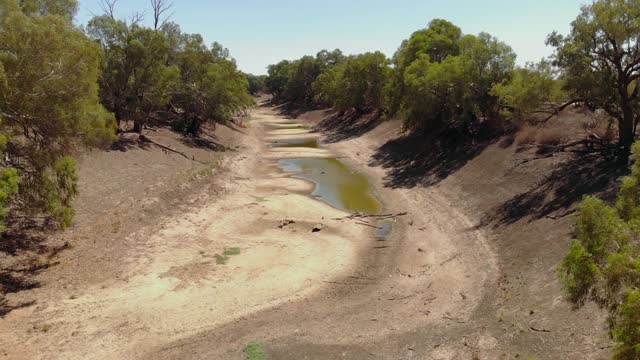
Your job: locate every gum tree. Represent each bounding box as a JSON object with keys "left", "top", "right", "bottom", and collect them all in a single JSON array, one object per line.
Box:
[{"left": 548, "top": 0, "right": 640, "bottom": 156}]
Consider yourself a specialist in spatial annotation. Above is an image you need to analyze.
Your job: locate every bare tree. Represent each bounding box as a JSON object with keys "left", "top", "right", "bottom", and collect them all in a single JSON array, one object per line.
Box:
[
  {"left": 128, "top": 11, "right": 145, "bottom": 27},
  {"left": 98, "top": 0, "right": 117, "bottom": 19},
  {"left": 150, "top": 0, "right": 174, "bottom": 30}
]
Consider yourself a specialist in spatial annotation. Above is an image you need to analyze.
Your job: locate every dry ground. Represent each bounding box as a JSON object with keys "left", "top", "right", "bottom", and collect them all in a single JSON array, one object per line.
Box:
[{"left": 0, "top": 102, "right": 615, "bottom": 360}]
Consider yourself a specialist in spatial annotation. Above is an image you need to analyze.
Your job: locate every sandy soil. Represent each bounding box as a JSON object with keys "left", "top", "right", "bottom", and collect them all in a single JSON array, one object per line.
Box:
[
  {"left": 0, "top": 106, "right": 373, "bottom": 359},
  {"left": 140, "top": 106, "right": 498, "bottom": 360},
  {"left": 0, "top": 102, "right": 611, "bottom": 360}
]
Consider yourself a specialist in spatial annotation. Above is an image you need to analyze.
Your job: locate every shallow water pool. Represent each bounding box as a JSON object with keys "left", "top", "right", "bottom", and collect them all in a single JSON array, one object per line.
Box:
[{"left": 277, "top": 157, "right": 382, "bottom": 214}]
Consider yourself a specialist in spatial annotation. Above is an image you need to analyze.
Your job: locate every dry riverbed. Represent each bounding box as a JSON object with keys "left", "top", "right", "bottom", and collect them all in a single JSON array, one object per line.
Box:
[{"left": 1, "top": 104, "right": 496, "bottom": 360}]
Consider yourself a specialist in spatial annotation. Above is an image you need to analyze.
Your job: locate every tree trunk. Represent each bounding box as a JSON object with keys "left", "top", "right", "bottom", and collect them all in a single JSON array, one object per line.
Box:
[
  {"left": 618, "top": 100, "right": 635, "bottom": 163},
  {"left": 133, "top": 121, "right": 143, "bottom": 134}
]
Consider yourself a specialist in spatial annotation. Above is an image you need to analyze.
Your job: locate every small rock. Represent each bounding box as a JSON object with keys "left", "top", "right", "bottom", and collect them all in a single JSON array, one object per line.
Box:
[
  {"left": 312, "top": 223, "right": 324, "bottom": 232},
  {"left": 418, "top": 248, "right": 425, "bottom": 252},
  {"left": 278, "top": 219, "right": 296, "bottom": 229}
]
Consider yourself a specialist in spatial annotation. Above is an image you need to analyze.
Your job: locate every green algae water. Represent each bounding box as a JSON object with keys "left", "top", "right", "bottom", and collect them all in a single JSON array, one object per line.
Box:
[
  {"left": 277, "top": 157, "right": 382, "bottom": 214},
  {"left": 269, "top": 138, "right": 319, "bottom": 148}
]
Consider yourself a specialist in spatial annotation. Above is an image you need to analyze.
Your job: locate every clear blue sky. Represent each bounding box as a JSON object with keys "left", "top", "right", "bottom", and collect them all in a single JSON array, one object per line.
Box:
[{"left": 76, "top": 0, "right": 586, "bottom": 75}]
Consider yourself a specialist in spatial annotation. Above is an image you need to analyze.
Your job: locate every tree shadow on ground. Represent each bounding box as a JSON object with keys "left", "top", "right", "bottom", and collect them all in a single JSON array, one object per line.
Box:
[
  {"left": 0, "top": 258, "right": 44, "bottom": 318},
  {"left": 0, "top": 217, "right": 50, "bottom": 255},
  {"left": 110, "top": 135, "right": 152, "bottom": 152},
  {"left": 314, "top": 110, "right": 385, "bottom": 143},
  {"left": 0, "top": 298, "right": 36, "bottom": 318},
  {"left": 485, "top": 152, "right": 625, "bottom": 226},
  {"left": 271, "top": 102, "right": 322, "bottom": 119},
  {"left": 0, "top": 217, "right": 69, "bottom": 317},
  {"left": 0, "top": 271, "right": 40, "bottom": 318},
  {"left": 370, "top": 125, "right": 503, "bottom": 188},
  {"left": 180, "top": 136, "right": 227, "bottom": 152}
]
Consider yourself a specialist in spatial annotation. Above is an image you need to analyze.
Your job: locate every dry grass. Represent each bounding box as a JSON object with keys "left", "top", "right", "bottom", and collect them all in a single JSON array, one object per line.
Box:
[
  {"left": 515, "top": 108, "right": 615, "bottom": 146},
  {"left": 515, "top": 125, "right": 570, "bottom": 146}
]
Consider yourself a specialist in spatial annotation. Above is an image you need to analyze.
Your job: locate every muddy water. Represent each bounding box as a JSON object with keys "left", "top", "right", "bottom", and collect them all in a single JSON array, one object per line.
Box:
[
  {"left": 278, "top": 157, "right": 382, "bottom": 214},
  {"left": 267, "top": 121, "right": 383, "bottom": 215},
  {"left": 269, "top": 138, "right": 319, "bottom": 149}
]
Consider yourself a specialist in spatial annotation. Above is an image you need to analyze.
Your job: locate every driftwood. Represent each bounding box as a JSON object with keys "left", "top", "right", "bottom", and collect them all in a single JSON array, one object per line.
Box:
[
  {"left": 139, "top": 134, "right": 207, "bottom": 164},
  {"left": 528, "top": 99, "right": 584, "bottom": 125},
  {"left": 333, "top": 212, "right": 408, "bottom": 221},
  {"left": 546, "top": 209, "right": 578, "bottom": 220},
  {"left": 355, "top": 221, "right": 382, "bottom": 229},
  {"left": 530, "top": 325, "right": 552, "bottom": 333}
]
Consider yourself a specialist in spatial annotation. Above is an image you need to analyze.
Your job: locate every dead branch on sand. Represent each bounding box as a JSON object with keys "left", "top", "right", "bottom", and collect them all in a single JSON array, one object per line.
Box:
[
  {"left": 139, "top": 134, "right": 207, "bottom": 164},
  {"left": 545, "top": 209, "right": 578, "bottom": 220},
  {"left": 333, "top": 212, "right": 408, "bottom": 221}
]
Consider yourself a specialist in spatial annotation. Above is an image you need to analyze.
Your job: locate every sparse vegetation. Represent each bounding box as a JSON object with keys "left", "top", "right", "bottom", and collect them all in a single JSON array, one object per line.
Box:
[
  {"left": 561, "top": 142, "right": 640, "bottom": 359},
  {"left": 216, "top": 247, "right": 241, "bottom": 265},
  {"left": 223, "top": 247, "right": 241, "bottom": 256},
  {"left": 5, "top": 0, "right": 640, "bottom": 358},
  {"left": 244, "top": 342, "right": 267, "bottom": 360}
]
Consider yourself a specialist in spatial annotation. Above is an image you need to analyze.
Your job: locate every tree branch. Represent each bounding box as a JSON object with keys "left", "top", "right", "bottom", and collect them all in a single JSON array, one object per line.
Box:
[{"left": 529, "top": 99, "right": 584, "bottom": 124}]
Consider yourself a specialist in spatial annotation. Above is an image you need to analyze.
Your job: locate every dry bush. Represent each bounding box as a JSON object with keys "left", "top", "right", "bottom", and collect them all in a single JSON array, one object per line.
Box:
[
  {"left": 514, "top": 125, "right": 538, "bottom": 145},
  {"left": 536, "top": 127, "right": 570, "bottom": 146},
  {"left": 582, "top": 110, "right": 616, "bottom": 142},
  {"left": 515, "top": 107, "right": 613, "bottom": 146}
]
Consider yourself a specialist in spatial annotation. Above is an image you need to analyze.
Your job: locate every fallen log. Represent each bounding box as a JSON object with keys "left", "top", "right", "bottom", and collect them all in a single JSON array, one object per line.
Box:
[
  {"left": 333, "top": 212, "right": 408, "bottom": 221},
  {"left": 139, "top": 134, "right": 207, "bottom": 164}
]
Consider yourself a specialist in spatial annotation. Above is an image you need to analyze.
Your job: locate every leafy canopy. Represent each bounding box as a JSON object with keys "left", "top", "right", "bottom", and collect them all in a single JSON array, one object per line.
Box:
[
  {"left": 561, "top": 142, "right": 640, "bottom": 359},
  {"left": 548, "top": 0, "right": 640, "bottom": 149},
  {"left": 0, "top": 0, "right": 116, "bottom": 228}
]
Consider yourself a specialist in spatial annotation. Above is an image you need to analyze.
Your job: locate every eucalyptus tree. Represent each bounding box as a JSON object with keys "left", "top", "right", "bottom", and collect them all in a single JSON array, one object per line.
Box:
[
  {"left": 0, "top": 0, "right": 116, "bottom": 228},
  {"left": 547, "top": 0, "right": 640, "bottom": 155}
]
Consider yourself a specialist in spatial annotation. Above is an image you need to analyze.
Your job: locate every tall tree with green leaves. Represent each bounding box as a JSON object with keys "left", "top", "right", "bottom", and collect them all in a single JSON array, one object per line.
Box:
[
  {"left": 386, "top": 19, "right": 462, "bottom": 116},
  {"left": 491, "top": 61, "right": 566, "bottom": 121},
  {"left": 547, "top": 0, "right": 640, "bottom": 156},
  {"left": 0, "top": 0, "right": 116, "bottom": 228},
  {"left": 313, "top": 52, "right": 389, "bottom": 112},
  {"left": 87, "top": 15, "right": 180, "bottom": 132},
  {"left": 398, "top": 30, "right": 515, "bottom": 132},
  {"left": 167, "top": 31, "right": 252, "bottom": 135}
]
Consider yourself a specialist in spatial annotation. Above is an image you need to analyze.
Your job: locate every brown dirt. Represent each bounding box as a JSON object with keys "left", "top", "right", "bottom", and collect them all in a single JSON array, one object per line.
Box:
[{"left": 0, "top": 102, "right": 615, "bottom": 360}]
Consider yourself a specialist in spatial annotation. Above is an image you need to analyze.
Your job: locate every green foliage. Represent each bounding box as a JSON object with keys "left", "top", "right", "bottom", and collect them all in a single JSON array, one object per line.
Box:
[
  {"left": 612, "top": 289, "right": 640, "bottom": 359},
  {"left": 312, "top": 52, "right": 390, "bottom": 112},
  {"left": 402, "top": 54, "right": 468, "bottom": 131},
  {"left": 87, "top": 16, "right": 180, "bottom": 130},
  {"left": 265, "top": 60, "right": 292, "bottom": 99},
  {"left": 0, "top": 0, "right": 116, "bottom": 228},
  {"left": 87, "top": 15, "right": 251, "bottom": 135},
  {"left": 560, "top": 240, "right": 601, "bottom": 306},
  {"left": 576, "top": 196, "right": 628, "bottom": 259},
  {"left": 397, "top": 30, "right": 515, "bottom": 132},
  {"left": 561, "top": 143, "right": 640, "bottom": 357},
  {"left": 548, "top": 0, "right": 640, "bottom": 149},
  {"left": 167, "top": 31, "right": 252, "bottom": 135},
  {"left": 0, "top": 167, "right": 19, "bottom": 231},
  {"left": 244, "top": 342, "right": 268, "bottom": 360},
  {"left": 385, "top": 19, "right": 462, "bottom": 115},
  {"left": 245, "top": 73, "right": 266, "bottom": 95},
  {"left": 19, "top": 0, "right": 77, "bottom": 18},
  {"left": 45, "top": 156, "right": 78, "bottom": 229},
  {"left": 312, "top": 63, "right": 345, "bottom": 106},
  {"left": 266, "top": 22, "right": 514, "bottom": 137},
  {"left": 223, "top": 247, "right": 241, "bottom": 256},
  {"left": 266, "top": 49, "right": 344, "bottom": 105},
  {"left": 282, "top": 56, "right": 321, "bottom": 104},
  {"left": 491, "top": 61, "right": 565, "bottom": 121}
]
